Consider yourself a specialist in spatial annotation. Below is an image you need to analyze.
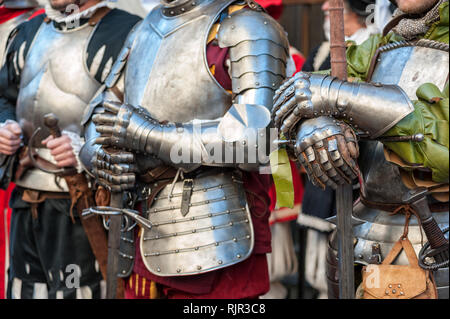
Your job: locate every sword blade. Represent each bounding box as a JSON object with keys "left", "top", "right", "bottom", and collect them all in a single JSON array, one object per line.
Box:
[
  {"left": 336, "top": 185, "right": 355, "bottom": 299},
  {"left": 106, "top": 193, "right": 123, "bottom": 299}
]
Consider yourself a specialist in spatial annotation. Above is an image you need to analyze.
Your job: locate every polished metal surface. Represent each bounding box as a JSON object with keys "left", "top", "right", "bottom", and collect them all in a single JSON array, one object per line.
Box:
[
  {"left": 16, "top": 22, "right": 99, "bottom": 145},
  {"left": 14, "top": 22, "right": 100, "bottom": 191},
  {"left": 140, "top": 171, "right": 254, "bottom": 276},
  {"left": 124, "top": 0, "right": 234, "bottom": 123},
  {"left": 3, "top": 0, "right": 38, "bottom": 9},
  {"left": 358, "top": 141, "right": 411, "bottom": 203},
  {"left": 307, "top": 74, "right": 414, "bottom": 138},
  {"left": 371, "top": 42, "right": 449, "bottom": 100},
  {"left": 218, "top": 9, "right": 288, "bottom": 97}
]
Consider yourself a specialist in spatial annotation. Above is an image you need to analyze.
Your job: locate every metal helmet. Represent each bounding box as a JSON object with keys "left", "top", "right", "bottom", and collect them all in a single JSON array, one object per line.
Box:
[{"left": 3, "top": 0, "right": 39, "bottom": 8}]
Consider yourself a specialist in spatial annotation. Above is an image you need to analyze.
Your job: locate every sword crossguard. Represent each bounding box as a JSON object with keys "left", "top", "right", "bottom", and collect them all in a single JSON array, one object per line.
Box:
[{"left": 83, "top": 206, "right": 152, "bottom": 231}]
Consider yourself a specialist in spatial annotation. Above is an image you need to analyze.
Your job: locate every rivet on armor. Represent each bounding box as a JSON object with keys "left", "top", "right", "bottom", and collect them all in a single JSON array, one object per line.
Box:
[
  {"left": 157, "top": 267, "right": 161, "bottom": 272},
  {"left": 264, "top": 21, "right": 268, "bottom": 25},
  {"left": 208, "top": 213, "right": 212, "bottom": 217},
  {"left": 195, "top": 247, "right": 199, "bottom": 250},
  {"left": 246, "top": 235, "right": 250, "bottom": 239},
  {"left": 197, "top": 266, "right": 202, "bottom": 270},
  {"left": 389, "top": 285, "right": 392, "bottom": 288},
  {"left": 177, "top": 268, "right": 181, "bottom": 273},
  {"left": 245, "top": 219, "right": 249, "bottom": 223},
  {"left": 400, "top": 292, "right": 404, "bottom": 296},
  {"left": 358, "top": 254, "right": 363, "bottom": 259},
  {"left": 175, "top": 249, "right": 179, "bottom": 253},
  {"left": 215, "top": 242, "right": 219, "bottom": 246},
  {"left": 218, "top": 260, "right": 223, "bottom": 265},
  {"left": 211, "top": 226, "right": 216, "bottom": 230},
  {"left": 170, "top": 11, "right": 174, "bottom": 15},
  {"left": 392, "top": 289, "right": 396, "bottom": 294},
  {"left": 233, "top": 238, "right": 237, "bottom": 242},
  {"left": 229, "top": 222, "right": 233, "bottom": 226},
  {"left": 181, "top": 8, "right": 185, "bottom": 12},
  {"left": 385, "top": 291, "right": 389, "bottom": 295},
  {"left": 237, "top": 254, "right": 241, "bottom": 259},
  {"left": 122, "top": 270, "right": 126, "bottom": 274},
  {"left": 398, "top": 285, "right": 401, "bottom": 288},
  {"left": 227, "top": 210, "right": 231, "bottom": 214}
]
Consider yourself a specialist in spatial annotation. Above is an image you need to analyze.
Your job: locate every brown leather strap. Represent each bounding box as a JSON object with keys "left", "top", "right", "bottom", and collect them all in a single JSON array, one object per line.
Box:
[
  {"left": 141, "top": 166, "right": 178, "bottom": 184},
  {"left": 88, "top": 6, "right": 111, "bottom": 26},
  {"left": 21, "top": 189, "right": 70, "bottom": 220},
  {"left": 382, "top": 237, "right": 420, "bottom": 268},
  {"left": 360, "top": 195, "right": 449, "bottom": 213},
  {"left": 64, "top": 174, "right": 109, "bottom": 281},
  {"left": 110, "top": 85, "right": 124, "bottom": 104}
]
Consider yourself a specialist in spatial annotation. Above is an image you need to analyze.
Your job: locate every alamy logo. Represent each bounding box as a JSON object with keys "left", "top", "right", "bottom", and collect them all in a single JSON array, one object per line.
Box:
[{"left": 65, "top": 264, "right": 81, "bottom": 289}]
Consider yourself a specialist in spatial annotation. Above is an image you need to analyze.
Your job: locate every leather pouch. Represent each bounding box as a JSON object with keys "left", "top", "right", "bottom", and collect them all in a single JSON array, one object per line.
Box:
[{"left": 362, "top": 236, "right": 437, "bottom": 299}]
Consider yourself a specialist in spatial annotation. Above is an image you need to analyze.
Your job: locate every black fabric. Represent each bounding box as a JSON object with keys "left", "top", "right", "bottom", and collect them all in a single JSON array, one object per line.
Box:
[
  {"left": 86, "top": 8, "right": 141, "bottom": 83},
  {"left": 6, "top": 188, "right": 103, "bottom": 299},
  {"left": 301, "top": 44, "right": 331, "bottom": 73},
  {"left": 0, "top": 14, "right": 44, "bottom": 122}
]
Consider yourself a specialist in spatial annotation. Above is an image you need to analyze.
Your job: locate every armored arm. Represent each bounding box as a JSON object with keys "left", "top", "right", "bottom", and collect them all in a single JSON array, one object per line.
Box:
[
  {"left": 94, "top": 8, "right": 289, "bottom": 172},
  {"left": 273, "top": 72, "right": 415, "bottom": 139}
]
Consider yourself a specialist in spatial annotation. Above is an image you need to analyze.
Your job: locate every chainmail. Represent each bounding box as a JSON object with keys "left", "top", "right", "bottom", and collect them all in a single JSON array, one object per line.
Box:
[{"left": 392, "top": 0, "right": 446, "bottom": 40}]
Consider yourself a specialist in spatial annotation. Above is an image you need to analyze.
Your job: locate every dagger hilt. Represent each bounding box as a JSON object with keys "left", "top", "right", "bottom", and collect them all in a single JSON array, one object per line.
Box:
[{"left": 44, "top": 113, "right": 62, "bottom": 138}]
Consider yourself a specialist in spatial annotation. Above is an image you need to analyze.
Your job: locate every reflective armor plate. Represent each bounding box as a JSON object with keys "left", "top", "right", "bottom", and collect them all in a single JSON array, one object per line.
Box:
[
  {"left": 124, "top": 0, "right": 234, "bottom": 122},
  {"left": 140, "top": 171, "right": 254, "bottom": 276},
  {"left": 15, "top": 22, "right": 101, "bottom": 192},
  {"left": 352, "top": 41, "right": 449, "bottom": 298},
  {"left": 123, "top": 0, "right": 256, "bottom": 276}
]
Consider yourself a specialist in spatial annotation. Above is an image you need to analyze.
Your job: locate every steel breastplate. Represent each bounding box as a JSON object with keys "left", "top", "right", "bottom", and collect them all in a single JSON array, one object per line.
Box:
[
  {"left": 140, "top": 170, "right": 254, "bottom": 276},
  {"left": 14, "top": 22, "right": 100, "bottom": 192},
  {"left": 360, "top": 40, "right": 449, "bottom": 204},
  {"left": 124, "top": 0, "right": 233, "bottom": 123}
]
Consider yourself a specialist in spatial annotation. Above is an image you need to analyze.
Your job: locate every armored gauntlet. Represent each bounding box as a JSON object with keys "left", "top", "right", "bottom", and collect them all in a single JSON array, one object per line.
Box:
[
  {"left": 93, "top": 101, "right": 272, "bottom": 172},
  {"left": 272, "top": 72, "right": 414, "bottom": 139},
  {"left": 294, "top": 117, "right": 359, "bottom": 190}
]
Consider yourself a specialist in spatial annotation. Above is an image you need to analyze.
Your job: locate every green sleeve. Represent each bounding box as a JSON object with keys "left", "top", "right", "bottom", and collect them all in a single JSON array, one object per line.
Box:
[
  {"left": 345, "top": 33, "right": 401, "bottom": 82},
  {"left": 383, "top": 82, "right": 449, "bottom": 183}
]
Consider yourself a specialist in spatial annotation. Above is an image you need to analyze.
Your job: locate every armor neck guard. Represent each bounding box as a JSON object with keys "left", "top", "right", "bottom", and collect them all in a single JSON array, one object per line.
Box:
[{"left": 161, "top": 0, "right": 210, "bottom": 16}]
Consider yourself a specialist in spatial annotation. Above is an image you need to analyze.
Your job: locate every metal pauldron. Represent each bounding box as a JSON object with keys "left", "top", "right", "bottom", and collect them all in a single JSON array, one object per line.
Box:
[{"left": 306, "top": 74, "right": 415, "bottom": 138}]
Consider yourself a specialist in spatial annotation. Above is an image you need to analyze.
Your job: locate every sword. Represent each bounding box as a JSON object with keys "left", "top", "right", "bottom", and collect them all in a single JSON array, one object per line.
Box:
[
  {"left": 329, "top": 0, "right": 355, "bottom": 299},
  {"left": 106, "top": 192, "right": 123, "bottom": 299}
]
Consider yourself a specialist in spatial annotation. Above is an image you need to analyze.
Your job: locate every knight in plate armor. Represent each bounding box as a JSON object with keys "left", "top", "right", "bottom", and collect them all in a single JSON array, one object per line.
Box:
[
  {"left": 272, "top": 0, "right": 449, "bottom": 299},
  {"left": 0, "top": 0, "right": 141, "bottom": 299},
  {"left": 81, "top": 0, "right": 289, "bottom": 298}
]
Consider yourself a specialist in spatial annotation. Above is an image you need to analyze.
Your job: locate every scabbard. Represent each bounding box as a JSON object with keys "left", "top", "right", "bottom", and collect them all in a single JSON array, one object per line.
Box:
[{"left": 64, "top": 173, "right": 109, "bottom": 282}]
